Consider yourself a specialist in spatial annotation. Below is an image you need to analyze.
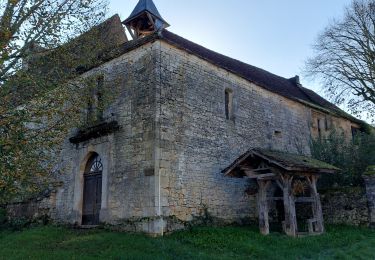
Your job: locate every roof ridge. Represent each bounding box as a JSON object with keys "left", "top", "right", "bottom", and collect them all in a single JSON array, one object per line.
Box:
[{"left": 160, "top": 30, "right": 290, "bottom": 84}]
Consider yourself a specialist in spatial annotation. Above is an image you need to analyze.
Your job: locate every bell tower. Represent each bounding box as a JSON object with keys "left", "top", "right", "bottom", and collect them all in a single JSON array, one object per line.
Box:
[{"left": 123, "top": 0, "right": 170, "bottom": 40}]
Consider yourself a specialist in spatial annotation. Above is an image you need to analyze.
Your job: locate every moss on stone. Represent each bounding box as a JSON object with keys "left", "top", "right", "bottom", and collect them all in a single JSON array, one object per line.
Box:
[{"left": 258, "top": 149, "right": 340, "bottom": 171}]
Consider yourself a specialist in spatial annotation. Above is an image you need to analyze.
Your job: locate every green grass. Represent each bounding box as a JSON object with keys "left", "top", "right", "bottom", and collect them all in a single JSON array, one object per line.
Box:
[{"left": 0, "top": 225, "right": 374, "bottom": 259}]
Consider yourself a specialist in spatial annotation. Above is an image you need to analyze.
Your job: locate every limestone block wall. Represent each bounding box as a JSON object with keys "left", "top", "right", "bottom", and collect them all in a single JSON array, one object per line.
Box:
[
  {"left": 156, "top": 42, "right": 313, "bottom": 225},
  {"left": 364, "top": 175, "right": 375, "bottom": 227},
  {"left": 50, "top": 38, "right": 362, "bottom": 233},
  {"left": 321, "top": 188, "right": 369, "bottom": 226},
  {"left": 6, "top": 191, "right": 57, "bottom": 222},
  {"left": 310, "top": 110, "right": 359, "bottom": 140},
  {"left": 55, "top": 42, "right": 161, "bottom": 227}
]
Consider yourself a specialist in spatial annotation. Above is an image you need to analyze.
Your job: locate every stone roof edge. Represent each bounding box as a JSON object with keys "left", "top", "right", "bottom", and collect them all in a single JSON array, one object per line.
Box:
[
  {"left": 91, "top": 33, "right": 160, "bottom": 69},
  {"left": 295, "top": 98, "right": 362, "bottom": 125}
]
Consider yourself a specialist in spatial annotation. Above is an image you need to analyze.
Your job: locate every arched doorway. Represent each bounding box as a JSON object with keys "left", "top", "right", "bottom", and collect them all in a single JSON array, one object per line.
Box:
[{"left": 82, "top": 153, "right": 103, "bottom": 225}]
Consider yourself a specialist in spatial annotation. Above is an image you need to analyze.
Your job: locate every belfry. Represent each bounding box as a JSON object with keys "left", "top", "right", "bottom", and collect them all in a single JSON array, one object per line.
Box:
[{"left": 123, "top": 0, "right": 170, "bottom": 39}]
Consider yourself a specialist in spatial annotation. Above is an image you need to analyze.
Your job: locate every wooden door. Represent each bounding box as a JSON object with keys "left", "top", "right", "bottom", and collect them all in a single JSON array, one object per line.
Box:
[
  {"left": 82, "top": 172, "right": 102, "bottom": 225},
  {"left": 82, "top": 154, "right": 103, "bottom": 225}
]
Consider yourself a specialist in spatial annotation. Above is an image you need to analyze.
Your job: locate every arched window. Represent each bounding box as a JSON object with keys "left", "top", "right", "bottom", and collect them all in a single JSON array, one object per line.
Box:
[{"left": 86, "top": 154, "right": 103, "bottom": 174}]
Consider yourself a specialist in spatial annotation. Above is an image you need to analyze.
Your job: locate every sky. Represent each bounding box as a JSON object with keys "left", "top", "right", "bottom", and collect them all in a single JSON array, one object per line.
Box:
[{"left": 108, "top": 0, "right": 356, "bottom": 112}]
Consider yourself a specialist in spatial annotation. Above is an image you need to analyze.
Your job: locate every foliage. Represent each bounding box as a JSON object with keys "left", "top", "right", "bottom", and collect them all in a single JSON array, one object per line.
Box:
[
  {"left": 304, "top": 0, "right": 375, "bottom": 121},
  {"left": 0, "top": 207, "right": 51, "bottom": 231},
  {"left": 0, "top": 0, "right": 121, "bottom": 204},
  {"left": 310, "top": 130, "right": 375, "bottom": 187},
  {"left": 6, "top": 216, "right": 30, "bottom": 231},
  {"left": 0, "top": 225, "right": 374, "bottom": 259},
  {"left": 0, "top": 0, "right": 108, "bottom": 83}
]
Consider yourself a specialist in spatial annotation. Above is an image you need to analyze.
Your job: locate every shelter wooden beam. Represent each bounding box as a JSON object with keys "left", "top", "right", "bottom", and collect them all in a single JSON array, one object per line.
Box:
[
  {"left": 126, "top": 25, "right": 136, "bottom": 40},
  {"left": 257, "top": 180, "right": 271, "bottom": 235},
  {"left": 281, "top": 175, "right": 297, "bottom": 237},
  {"left": 307, "top": 175, "right": 324, "bottom": 233}
]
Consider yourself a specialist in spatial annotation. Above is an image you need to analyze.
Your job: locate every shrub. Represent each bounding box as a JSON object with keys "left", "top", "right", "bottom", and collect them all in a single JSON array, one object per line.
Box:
[
  {"left": 310, "top": 130, "right": 375, "bottom": 188},
  {"left": 8, "top": 217, "right": 31, "bottom": 231}
]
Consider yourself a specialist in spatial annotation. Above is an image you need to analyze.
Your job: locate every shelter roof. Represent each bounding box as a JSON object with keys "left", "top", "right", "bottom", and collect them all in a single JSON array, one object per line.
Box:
[{"left": 222, "top": 149, "right": 340, "bottom": 176}]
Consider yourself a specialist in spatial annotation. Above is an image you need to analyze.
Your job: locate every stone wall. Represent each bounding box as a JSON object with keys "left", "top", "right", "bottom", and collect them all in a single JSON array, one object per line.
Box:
[
  {"left": 5, "top": 190, "right": 57, "bottom": 222},
  {"left": 54, "top": 42, "right": 164, "bottom": 234},
  {"left": 152, "top": 40, "right": 360, "bottom": 229},
  {"left": 310, "top": 110, "right": 359, "bottom": 140},
  {"left": 49, "top": 38, "right": 364, "bottom": 234},
  {"left": 320, "top": 188, "right": 369, "bottom": 226},
  {"left": 155, "top": 41, "right": 314, "bottom": 225},
  {"left": 364, "top": 173, "right": 375, "bottom": 227}
]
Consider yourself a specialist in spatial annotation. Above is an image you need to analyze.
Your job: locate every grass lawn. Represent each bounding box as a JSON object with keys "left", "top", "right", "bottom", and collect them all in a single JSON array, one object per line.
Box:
[{"left": 0, "top": 225, "right": 374, "bottom": 259}]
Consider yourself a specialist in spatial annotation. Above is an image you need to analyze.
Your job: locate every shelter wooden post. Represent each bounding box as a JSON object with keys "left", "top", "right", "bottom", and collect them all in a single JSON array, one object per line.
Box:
[
  {"left": 307, "top": 175, "right": 324, "bottom": 233},
  {"left": 257, "top": 180, "right": 271, "bottom": 235},
  {"left": 280, "top": 175, "right": 297, "bottom": 237}
]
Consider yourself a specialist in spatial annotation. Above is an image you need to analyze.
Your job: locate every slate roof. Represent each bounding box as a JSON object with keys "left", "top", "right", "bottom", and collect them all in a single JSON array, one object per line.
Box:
[
  {"left": 123, "top": 0, "right": 168, "bottom": 25},
  {"left": 222, "top": 149, "right": 340, "bottom": 176}
]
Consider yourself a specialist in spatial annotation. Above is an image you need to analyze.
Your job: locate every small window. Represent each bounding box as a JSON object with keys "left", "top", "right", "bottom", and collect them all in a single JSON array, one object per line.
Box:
[
  {"left": 225, "top": 88, "right": 234, "bottom": 121},
  {"left": 317, "top": 119, "right": 322, "bottom": 137},
  {"left": 324, "top": 118, "right": 328, "bottom": 131},
  {"left": 274, "top": 130, "right": 282, "bottom": 138}
]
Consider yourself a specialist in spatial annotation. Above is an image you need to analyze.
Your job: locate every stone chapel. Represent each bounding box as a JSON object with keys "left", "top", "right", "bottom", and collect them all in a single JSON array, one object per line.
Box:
[{"left": 43, "top": 0, "right": 367, "bottom": 235}]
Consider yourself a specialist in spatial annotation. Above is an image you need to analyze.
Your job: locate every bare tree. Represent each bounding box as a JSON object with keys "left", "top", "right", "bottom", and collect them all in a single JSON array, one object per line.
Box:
[{"left": 305, "top": 0, "right": 375, "bottom": 120}]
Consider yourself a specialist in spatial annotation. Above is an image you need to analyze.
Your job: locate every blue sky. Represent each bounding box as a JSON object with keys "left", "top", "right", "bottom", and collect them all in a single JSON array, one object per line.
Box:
[{"left": 108, "top": 0, "right": 353, "bottom": 103}]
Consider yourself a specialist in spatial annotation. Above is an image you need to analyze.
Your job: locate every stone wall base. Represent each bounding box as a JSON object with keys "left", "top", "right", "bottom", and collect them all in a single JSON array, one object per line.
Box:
[
  {"left": 5, "top": 184, "right": 375, "bottom": 232},
  {"left": 105, "top": 215, "right": 256, "bottom": 235},
  {"left": 5, "top": 193, "right": 56, "bottom": 223}
]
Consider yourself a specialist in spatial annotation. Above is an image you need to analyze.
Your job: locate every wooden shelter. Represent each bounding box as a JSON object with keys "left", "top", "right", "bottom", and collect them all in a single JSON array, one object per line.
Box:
[{"left": 223, "top": 149, "right": 339, "bottom": 237}]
